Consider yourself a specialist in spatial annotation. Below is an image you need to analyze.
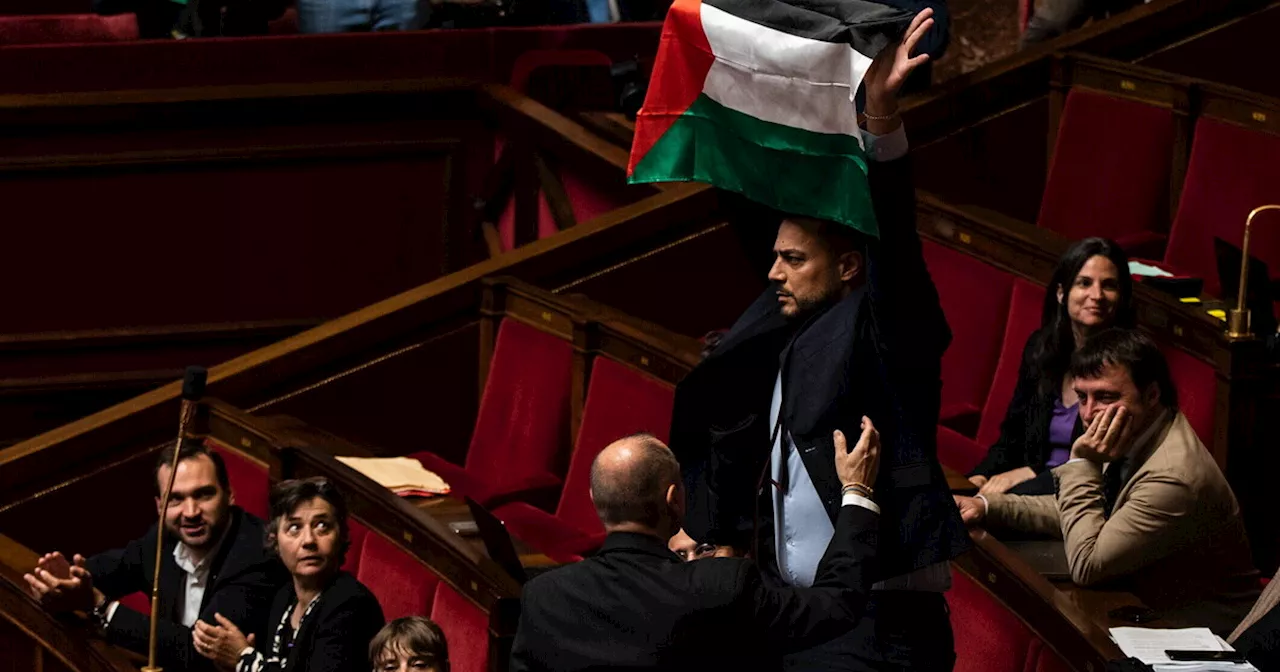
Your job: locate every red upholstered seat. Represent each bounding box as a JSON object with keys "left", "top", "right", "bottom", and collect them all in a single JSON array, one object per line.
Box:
[
  {"left": 119, "top": 591, "right": 150, "bottom": 614},
  {"left": 207, "top": 441, "right": 270, "bottom": 520},
  {"left": 342, "top": 518, "right": 370, "bottom": 575},
  {"left": 937, "top": 279, "right": 1044, "bottom": 473},
  {"left": 411, "top": 318, "right": 574, "bottom": 508},
  {"left": 495, "top": 357, "right": 674, "bottom": 562},
  {"left": 1029, "top": 640, "right": 1073, "bottom": 672},
  {"left": 923, "top": 240, "right": 1015, "bottom": 428},
  {"left": 1038, "top": 89, "right": 1176, "bottom": 255},
  {"left": 1164, "top": 118, "right": 1280, "bottom": 306},
  {"left": 948, "top": 567, "right": 1036, "bottom": 672},
  {"left": 357, "top": 532, "right": 441, "bottom": 621},
  {"left": 431, "top": 584, "right": 489, "bottom": 672},
  {"left": 1162, "top": 345, "right": 1216, "bottom": 449},
  {"left": 0, "top": 14, "right": 138, "bottom": 45}
]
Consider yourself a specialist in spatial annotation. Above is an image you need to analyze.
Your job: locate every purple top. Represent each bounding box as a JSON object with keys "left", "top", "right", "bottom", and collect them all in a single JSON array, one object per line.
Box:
[{"left": 1045, "top": 398, "right": 1080, "bottom": 468}]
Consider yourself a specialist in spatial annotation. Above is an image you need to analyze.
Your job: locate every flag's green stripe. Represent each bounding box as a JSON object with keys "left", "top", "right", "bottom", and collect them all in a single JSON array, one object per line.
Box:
[{"left": 629, "top": 93, "right": 878, "bottom": 237}]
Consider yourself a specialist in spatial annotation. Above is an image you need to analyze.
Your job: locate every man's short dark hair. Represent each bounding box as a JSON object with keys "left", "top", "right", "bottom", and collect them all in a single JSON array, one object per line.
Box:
[
  {"left": 153, "top": 439, "right": 230, "bottom": 497},
  {"left": 369, "top": 616, "right": 450, "bottom": 672},
  {"left": 590, "top": 432, "right": 680, "bottom": 529},
  {"left": 787, "top": 215, "right": 870, "bottom": 259},
  {"left": 265, "top": 477, "right": 351, "bottom": 564},
  {"left": 1070, "top": 328, "right": 1178, "bottom": 408}
]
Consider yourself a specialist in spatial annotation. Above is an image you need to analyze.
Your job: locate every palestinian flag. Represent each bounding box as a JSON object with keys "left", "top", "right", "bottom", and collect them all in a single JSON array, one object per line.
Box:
[{"left": 627, "top": 0, "right": 912, "bottom": 237}]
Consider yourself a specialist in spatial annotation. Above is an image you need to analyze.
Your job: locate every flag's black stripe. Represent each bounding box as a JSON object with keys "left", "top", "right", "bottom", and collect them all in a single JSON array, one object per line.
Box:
[{"left": 702, "top": 0, "right": 913, "bottom": 57}]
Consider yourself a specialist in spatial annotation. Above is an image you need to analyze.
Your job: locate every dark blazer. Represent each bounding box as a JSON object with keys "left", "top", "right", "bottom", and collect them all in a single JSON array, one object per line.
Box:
[
  {"left": 253, "top": 572, "right": 385, "bottom": 672},
  {"left": 669, "top": 157, "right": 970, "bottom": 580},
  {"left": 509, "top": 504, "right": 880, "bottom": 672},
  {"left": 969, "top": 331, "right": 1085, "bottom": 495},
  {"left": 92, "top": 0, "right": 285, "bottom": 38},
  {"left": 86, "top": 507, "right": 288, "bottom": 672},
  {"left": 1237, "top": 605, "right": 1280, "bottom": 671}
]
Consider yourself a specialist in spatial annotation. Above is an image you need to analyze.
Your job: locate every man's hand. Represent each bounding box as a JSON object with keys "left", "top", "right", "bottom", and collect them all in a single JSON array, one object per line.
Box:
[
  {"left": 1071, "top": 405, "right": 1133, "bottom": 463},
  {"left": 834, "top": 417, "right": 881, "bottom": 489},
  {"left": 23, "top": 553, "right": 96, "bottom": 614},
  {"left": 863, "top": 8, "right": 935, "bottom": 117},
  {"left": 954, "top": 495, "right": 986, "bottom": 526},
  {"left": 968, "top": 474, "right": 988, "bottom": 489},
  {"left": 978, "top": 466, "right": 1037, "bottom": 495}
]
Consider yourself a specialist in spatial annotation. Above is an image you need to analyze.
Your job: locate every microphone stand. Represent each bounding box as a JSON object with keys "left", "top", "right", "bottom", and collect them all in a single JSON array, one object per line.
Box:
[
  {"left": 143, "top": 367, "right": 206, "bottom": 672},
  {"left": 1227, "top": 205, "right": 1280, "bottom": 340}
]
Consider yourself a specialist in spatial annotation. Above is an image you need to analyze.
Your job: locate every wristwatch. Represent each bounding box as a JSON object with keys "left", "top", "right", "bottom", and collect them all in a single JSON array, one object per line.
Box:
[{"left": 90, "top": 597, "right": 111, "bottom": 633}]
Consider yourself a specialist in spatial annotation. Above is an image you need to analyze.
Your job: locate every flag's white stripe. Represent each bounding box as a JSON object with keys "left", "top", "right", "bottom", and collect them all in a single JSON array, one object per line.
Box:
[{"left": 699, "top": 2, "right": 873, "bottom": 143}]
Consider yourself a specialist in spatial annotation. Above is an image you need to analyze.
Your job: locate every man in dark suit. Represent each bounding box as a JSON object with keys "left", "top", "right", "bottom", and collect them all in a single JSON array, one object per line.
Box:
[
  {"left": 23, "top": 440, "right": 286, "bottom": 672},
  {"left": 669, "top": 10, "right": 969, "bottom": 671},
  {"left": 510, "top": 426, "right": 882, "bottom": 672}
]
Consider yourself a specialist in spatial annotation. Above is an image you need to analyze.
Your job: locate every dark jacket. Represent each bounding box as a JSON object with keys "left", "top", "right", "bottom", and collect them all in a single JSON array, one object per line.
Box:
[
  {"left": 86, "top": 507, "right": 288, "bottom": 672},
  {"left": 669, "top": 157, "right": 970, "bottom": 582},
  {"left": 252, "top": 572, "right": 385, "bottom": 672},
  {"left": 1237, "top": 605, "right": 1280, "bottom": 672},
  {"left": 509, "top": 504, "right": 880, "bottom": 672},
  {"left": 969, "top": 331, "right": 1085, "bottom": 495}
]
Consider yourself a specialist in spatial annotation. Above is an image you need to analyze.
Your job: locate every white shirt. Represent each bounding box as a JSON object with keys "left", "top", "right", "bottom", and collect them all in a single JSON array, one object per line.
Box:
[{"left": 172, "top": 540, "right": 217, "bottom": 628}]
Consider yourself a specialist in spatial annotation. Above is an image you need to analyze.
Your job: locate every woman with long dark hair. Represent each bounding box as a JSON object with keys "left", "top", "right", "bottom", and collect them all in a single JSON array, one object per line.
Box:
[
  {"left": 967, "top": 237, "right": 1135, "bottom": 496},
  {"left": 193, "top": 477, "right": 385, "bottom": 672}
]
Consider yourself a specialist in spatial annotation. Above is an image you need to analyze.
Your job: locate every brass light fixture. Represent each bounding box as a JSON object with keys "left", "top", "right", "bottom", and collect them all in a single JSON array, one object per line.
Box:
[{"left": 1227, "top": 204, "right": 1280, "bottom": 339}]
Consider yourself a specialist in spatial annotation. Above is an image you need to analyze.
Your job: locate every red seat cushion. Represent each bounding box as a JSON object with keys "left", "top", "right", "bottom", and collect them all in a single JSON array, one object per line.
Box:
[
  {"left": 1162, "top": 345, "right": 1216, "bottom": 449},
  {"left": 948, "top": 567, "right": 1035, "bottom": 672},
  {"left": 207, "top": 440, "right": 270, "bottom": 520},
  {"left": 975, "top": 280, "right": 1046, "bottom": 450},
  {"left": 1164, "top": 118, "right": 1280, "bottom": 308},
  {"left": 411, "top": 318, "right": 574, "bottom": 507},
  {"left": 431, "top": 584, "right": 489, "bottom": 672},
  {"left": 489, "top": 501, "right": 598, "bottom": 564},
  {"left": 924, "top": 241, "right": 1015, "bottom": 428},
  {"left": 119, "top": 591, "right": 149, "bottom": 614},
  {"left": 357, "top": 532, "right": 441, "bottom": 621},
  {"left": 1038, "top": 89, "right": 1175, "bottom": 246},
  {"left": 937, "top": 426, "right": 988, "bottom": 475}
]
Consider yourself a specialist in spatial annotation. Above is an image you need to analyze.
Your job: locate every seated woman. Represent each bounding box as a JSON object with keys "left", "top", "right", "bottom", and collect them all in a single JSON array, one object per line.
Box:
[
  {"left": 967, "top": 237, "right": 1134, "bottom": 496},
  {"left": 194, "top": 477, "right": 386, "bottom": 672},
  {"left": 369, "top": 617, "right": 450, "bottom": 672}
]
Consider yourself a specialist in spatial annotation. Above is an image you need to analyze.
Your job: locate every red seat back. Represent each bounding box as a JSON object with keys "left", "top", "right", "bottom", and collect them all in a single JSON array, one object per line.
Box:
[
  {"left": 1030, "top": 640, "right": 1073, "bottom": 672},
  {"left": 342, "top": 518, "right": 371, "bottom": 575},
  {"left": 1164, "top": 119, "right": 1280, "bottom": 303},
  {"left": 208, "top": 441, "right": 270, "bottom": 520},
  {"left": 557, "top": 357, "right": 676, "bottom": 535},
  {"left": 431, "top": 584, "right": 489, "bottom": 672},
  {"left": 1161, "top": 345, "right": 1217, "bottom": 449},
  {"left": 467, "top": 318, "right": 574, "bottom": 489},
  {"left": 357, "top": 532, "right": 441, "bottom": 621},
  {"left": 976, "top": 280, "right": 1046, "bottom": 449},
  {"left": 924, "top": 241, "right": 1015, "bottom": 421},
  {"left": 1038, "top": 89, "right": 1175, "bottom": 243},
  {"left": 948, "top": 567, "right": 1036, "bottom": 672},
  {"left": 0, "top": 14, "right": 138, "bottom": 45}
]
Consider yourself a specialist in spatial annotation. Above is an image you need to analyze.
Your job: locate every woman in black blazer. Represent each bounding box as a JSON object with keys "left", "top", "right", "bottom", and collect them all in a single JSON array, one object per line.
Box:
[
  {"left": 968, "top": 238, "right": 1134, "bottom": 496},
  {"left": 194, "top": 477, "right": 385, "bottom": 672}
]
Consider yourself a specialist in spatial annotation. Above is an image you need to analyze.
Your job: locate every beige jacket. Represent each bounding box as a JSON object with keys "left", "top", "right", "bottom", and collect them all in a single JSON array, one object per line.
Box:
[{"left": 986, "top": 411, "right": 1259, "bottom": 632}]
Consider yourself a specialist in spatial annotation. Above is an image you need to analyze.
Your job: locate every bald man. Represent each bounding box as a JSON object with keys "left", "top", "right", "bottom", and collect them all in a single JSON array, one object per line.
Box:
[{"left": 510, "top": 422, "right": 883, "bottom": 672}]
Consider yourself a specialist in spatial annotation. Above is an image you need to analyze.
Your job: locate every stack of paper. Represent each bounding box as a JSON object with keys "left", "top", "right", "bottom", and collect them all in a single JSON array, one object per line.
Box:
[
  {"left": 335, "top": 456, "right": 451, "bottom": 498},
  {"left": 1110, "top": 627, "right": 1258, "bottom": 672}
]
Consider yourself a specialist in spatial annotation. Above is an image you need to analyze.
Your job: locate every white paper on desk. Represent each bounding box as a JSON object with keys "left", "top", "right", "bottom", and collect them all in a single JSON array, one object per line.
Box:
[
  {"left": 1129, "top": 261, "right": 1175, "bottom": 277},
  {"left": 1109, "top": 628, "right": 1257, "bottom": 671}
]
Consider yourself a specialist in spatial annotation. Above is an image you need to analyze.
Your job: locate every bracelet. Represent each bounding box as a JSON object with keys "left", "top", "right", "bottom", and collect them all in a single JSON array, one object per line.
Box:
[
  {"left": 842, "top": 481, "right": 874, "bottom": 497},
  {"left": 862, "top": 109, "right": 899, "bottom": 122},
  {"left": 841, "top": 483, "right": 874, "bottom": 499}
]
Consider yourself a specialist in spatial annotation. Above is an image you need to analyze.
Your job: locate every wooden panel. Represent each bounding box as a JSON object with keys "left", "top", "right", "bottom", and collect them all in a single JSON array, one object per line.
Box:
[
  {"left": 0, "top": 619, "right": 40, "bottom": 672},
  {"left": 1137, "top": 3, "right": 1280, "bottom": 98}
]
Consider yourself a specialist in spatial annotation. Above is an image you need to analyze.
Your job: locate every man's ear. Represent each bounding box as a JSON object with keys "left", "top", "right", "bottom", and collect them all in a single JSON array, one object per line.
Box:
[
  {"left": 155, "top": 496, "right": 164, "bottom": 517},
  {"left": 228, "top": 489, "right": 236, "bottom": 506},
  {"left": 838, "top": 251, "right": 863, "bottom": 283},
  {"left": 667, "top": 483, "right": 685, "bottom": 518},
  {"left": 1143, "top": 382, "right": 1161, "bottom": 407}
]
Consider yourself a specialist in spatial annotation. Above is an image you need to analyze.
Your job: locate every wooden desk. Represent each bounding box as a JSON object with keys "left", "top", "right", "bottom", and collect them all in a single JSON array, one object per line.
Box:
[
  {"left": 943, "top": 464, "right": 978, "bottom": 493},
  {"left": 413, "top": 496, "right": 559, "bottom": 569}
]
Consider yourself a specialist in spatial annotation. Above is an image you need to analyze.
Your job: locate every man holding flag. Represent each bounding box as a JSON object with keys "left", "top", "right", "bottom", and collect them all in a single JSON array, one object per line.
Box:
[{"left": 640, "top": 4, "right": 969, "bottom": 670}]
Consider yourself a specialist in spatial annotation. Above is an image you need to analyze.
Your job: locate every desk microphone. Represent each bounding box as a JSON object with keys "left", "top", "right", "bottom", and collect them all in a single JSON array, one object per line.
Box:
[{"left": 144, "top": 366, "right": 207, "bottom": 672}]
